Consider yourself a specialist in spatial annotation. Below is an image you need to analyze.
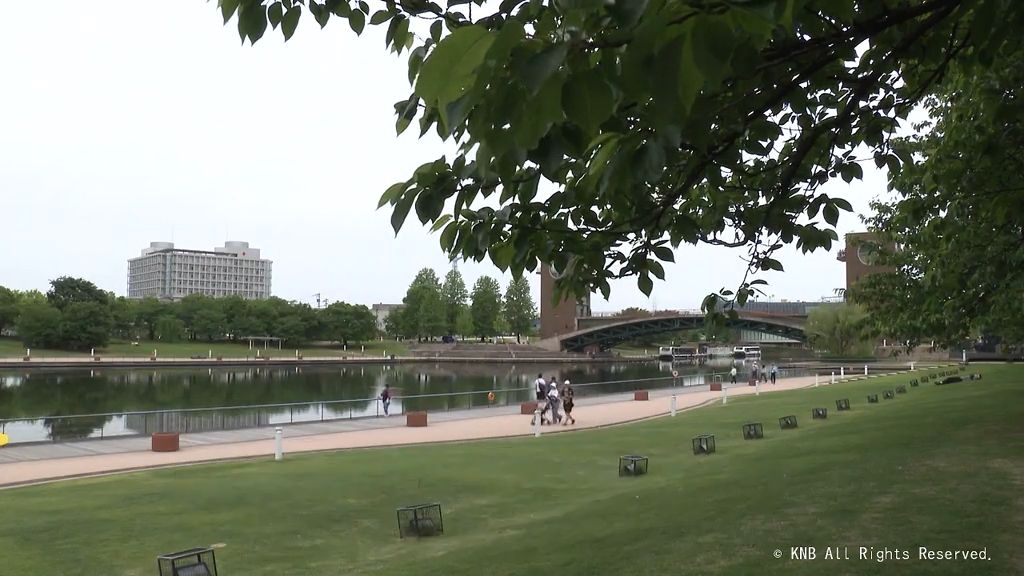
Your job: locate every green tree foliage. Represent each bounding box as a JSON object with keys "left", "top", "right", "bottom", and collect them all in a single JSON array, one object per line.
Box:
[
  {"left": 46, "top": 277, "right": 109, "bottom": 311},
  {"left": 320, "top": 302, "right": 377, "bottom": 346},
  {"left": 0, "top": 286, "right": 17, "bottom": 335},
  {"left": 852, "top": 42, "right": 1024, "bottom": 348},
  {"left": 402, "top": 268, "right": 446, "bottom": 340},
  {"left": 441, "top": 268, "right": 469, "bottom": 335},
  {"left": 59, "top": 302, "right": 113, "bottom": 351},
  {"left": 615, "top": 307, "right": 652, "bottom": 319},
  {"left": 503, "top": 276, "right": 536, "bottom": 342},
  {"left": 134, "top": 297, "right": 167, "bottom": 341},
  {"left": 805, "top": 303, "right": 870, "bottom": 357},
  {"left": 384, "top": 308, "right": 408, "bottom": 339},
  {"left": 222, "top": 0, "right": 1023, "bottom": 307},
  {"left": 15, "top": 302, "right": 62, "bottom": 349},
  {"left": 471, "top": 275, "right": 503, "bottom": 340},
  {"left": 154, "top": 315, "right": 187, "bottom": 342},
  {"left": 455, "top": 304, "right": 474, "bottom": 340}
]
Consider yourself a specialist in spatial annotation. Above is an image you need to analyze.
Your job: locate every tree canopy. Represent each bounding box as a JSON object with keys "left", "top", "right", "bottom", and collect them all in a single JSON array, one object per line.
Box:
[
  {"left": 502, "top": 276, "right": 536, "bottom": 342},
  {"left": 441, "top": 268, "right": 468, "bottom": 335},
  {"left": 852, "top": 40, "right": 1024, "bottom": 348},
  {"left": 470, "top": 275, "right": 503, "bottom": 339},
  {"left": 221, "top": 0, "right": 1023, "bottom": 308}
]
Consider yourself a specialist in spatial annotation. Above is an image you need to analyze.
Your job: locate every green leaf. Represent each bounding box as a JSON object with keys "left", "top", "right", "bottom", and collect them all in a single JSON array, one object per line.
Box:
[
  {"left": 690, "top": 16, "right": 734, "bottom": 89},
  {"left": 440, "top": 221, "right": 459, "bottom": 252},
  {"left": 268, "top": 2, "right": 283, "bottom": 29},
  {"left": 430, "top": 214, "right": 453, "bottom": 232},
  {"left": 840, "top": 162, "right": 863, "bottom": 183},
  {"left": 241, "top": 2, "right": 268, "bottom": 44},
  {"left": 652, "top": 245, "right": 674, "bottom": 262},
  {"left": 282, "top": 7, "right": 301, "bottom": 40},
  {"left": 562, "top": 71, "right": 615, "bottom": 136},
  {"left": 823, "top": 204, "right": 839, "bottom": 226},
  {"left": 379, "top": 181, "right": 409, "bottom": 208},
  {"left": 430, "top": 20, "right": 443, "bottom": 41},
  {"left": 220, "top": 0, "right": 241, "bottom": 24},
  {"left": 370, "top": 10, "right": 392, "bottom": 25},
  {"left": 761, "top": 258, "right": 784, "bottom": 272},
  {"left": 512, "top": 74, "right": 564, "bottom": 149},
  {"left": 519, "top": 44, "right": 568, "bottom": 94},
  {"left": 638, "top": 273, "right": 653, "bottom": 296},
  {"left": 391, "top": 193, "right": 416, "bottom": 235},
  {"left": 649, "top": 260, "right": 665, "bottom": 280},
  {"left": 833, "top": 197, "right": 853, "bottom": 212},
  {"left": 416, "top": 26, "right": 496, "bottom": 110},
  {"left": 349, "top": 9, "right": 365, "bottom": 34},
  {"left": 309, "top": 1, "right": 329, "bottom": 28},
  {"left": 608, "top": 0, "right": 648, "bottom": 28}
]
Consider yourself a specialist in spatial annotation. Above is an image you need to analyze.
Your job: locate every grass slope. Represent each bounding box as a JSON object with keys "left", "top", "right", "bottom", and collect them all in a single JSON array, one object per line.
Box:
[{"left": 0, "top": 366, "right": 1020, "bottom": 576}]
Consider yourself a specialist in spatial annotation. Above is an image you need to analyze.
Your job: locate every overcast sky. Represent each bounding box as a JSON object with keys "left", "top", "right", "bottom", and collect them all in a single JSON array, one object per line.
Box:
[{"left": 0, "top": 1, "right": 889, "bottom": 312}]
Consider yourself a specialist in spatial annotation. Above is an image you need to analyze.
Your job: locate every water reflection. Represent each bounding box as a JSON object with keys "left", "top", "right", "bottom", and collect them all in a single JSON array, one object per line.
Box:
[{"left": 0, "top": 357, "right": 779, "bottom": 443}]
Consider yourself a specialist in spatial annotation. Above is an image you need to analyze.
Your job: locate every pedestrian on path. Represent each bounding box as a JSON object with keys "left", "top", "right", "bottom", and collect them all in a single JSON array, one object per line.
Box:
[
  {"left": 534, "top": 374, "right": 551, "bottom": 425},
  {"left": 561, "top": 380, "right": 575, "bottom": 425},
  {"left": 761, "top": 365, "right": 769, "bottom": 383},
  {"left": 547, "top": 379, "right": 562, "bottom": 425},
  {"left": 380, "top": 384, "right": 392, "bottom": 416},
  {"left": 730, "top": 366, "right": 737, "bottom": 384},
  {"left": 770, "top": 364, "right": 778, "bottom": 385}
]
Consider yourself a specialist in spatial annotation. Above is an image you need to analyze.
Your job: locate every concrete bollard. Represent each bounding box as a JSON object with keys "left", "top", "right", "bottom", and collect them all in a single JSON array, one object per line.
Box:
[
  {"left": 831, "top": 371, "right": 836, "bottom": 385},
  {"left": 755, "top": 380, "right": 759, "bottom": 396},
  {"left": 840, "top": 366, "right": 845, "bottom": 378},
  {"left": 274, "top": 427, "right": 283, "bottom": 461},
  {"left": 911, "top": 361, "right": 916, "bottom": 371},
  {"left": 864, "top": 365, "right": 868, "bottom": 376},
  {"left": 815, "top": 373, "right": 819, "bottom": 388},
  {"left": 722, "top": 385, "right": 728, "bottom": 405},
  {"left": 533, "top": 410, "right": 542, "bottom": 437},
  {"left": 671, "top": 395, "right": 677, "bottom": 417},
  {"left": 962, "top": 349, "right": 967, "bottom": 363}
]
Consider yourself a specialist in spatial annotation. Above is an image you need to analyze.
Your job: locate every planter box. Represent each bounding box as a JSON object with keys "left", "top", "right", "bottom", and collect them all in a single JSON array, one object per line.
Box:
[
  {"left": 520, "top": 401, "right": 539, "bottom": 414},
  {"left": 633, "top": 390, "right": 649, "bottom": 401},
  {"left": 406, "top": 411, "right": 428, "bottom": 427},
  {"left": 709, "top": 382, "right": 722, "bottom": 392},
  {"left": 22, "top": 356, "right": 30, "bottom": 362},
  {"left": 150, "top": 356, "right": 157, "bottom": 361},
  {"left": 151, "top": 432, "right": 180, "bottom": 452},
  {"left": 93, "top": 356, "right": 101, "bottom": 362}
]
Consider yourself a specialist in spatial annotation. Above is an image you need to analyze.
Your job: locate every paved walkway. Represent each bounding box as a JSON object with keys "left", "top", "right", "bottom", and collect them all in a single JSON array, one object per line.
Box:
[{"left": 0, "top": 373, "right": 900, "bottom": 489}]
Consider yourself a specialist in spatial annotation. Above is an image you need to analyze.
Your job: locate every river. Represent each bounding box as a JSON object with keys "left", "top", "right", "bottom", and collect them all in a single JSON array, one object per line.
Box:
[{"left": 0, "top": 358, "right": 792, "bottom": 443}]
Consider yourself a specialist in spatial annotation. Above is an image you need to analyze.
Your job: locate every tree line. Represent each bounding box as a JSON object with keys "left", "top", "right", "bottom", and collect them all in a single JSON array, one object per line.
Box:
[
  {"left": 0, "top": 277, "right": 377, "bottom": 351},
  {"left": 384, "top": 268, "right": 536, "bottom": 343}
]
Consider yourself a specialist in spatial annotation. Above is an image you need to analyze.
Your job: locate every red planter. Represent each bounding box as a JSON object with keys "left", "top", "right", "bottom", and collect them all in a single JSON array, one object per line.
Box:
[
  {"left": 151, "top": 432, "right": 180, "bottom": 452},
  {"left": 406, "top": 412, "right": 428, "bottom": 427},
  {"left": 710, "top": 382, "right": 723, "bottom": 392},
  {"left": 634, "top": 390, "right": 649, "bottom": 401},
  {"left": 520, "top": 401, "right": 539, "bottom": 414}
]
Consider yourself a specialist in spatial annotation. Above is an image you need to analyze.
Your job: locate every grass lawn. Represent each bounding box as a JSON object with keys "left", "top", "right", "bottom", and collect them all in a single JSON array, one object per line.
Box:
[
  {"left": 0, "top": 366, "right": 1020, "bottom": 575},
  {"left": 0, "top": 337, "right": 409, "bottom": 359}
]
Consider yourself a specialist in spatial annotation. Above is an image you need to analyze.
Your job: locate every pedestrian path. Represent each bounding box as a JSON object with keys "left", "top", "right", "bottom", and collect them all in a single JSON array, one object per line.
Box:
[{"left": 0, "top": 374, "right": 894, "bottom": 489}]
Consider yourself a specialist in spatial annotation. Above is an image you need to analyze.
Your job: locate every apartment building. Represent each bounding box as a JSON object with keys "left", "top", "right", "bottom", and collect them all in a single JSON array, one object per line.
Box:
[{"left": 127, "top": 241, "right": 272, "bottom": 300}]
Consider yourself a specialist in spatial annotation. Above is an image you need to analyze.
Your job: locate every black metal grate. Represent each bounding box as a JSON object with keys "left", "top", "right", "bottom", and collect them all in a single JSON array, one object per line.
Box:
[
  {"left": 883, "top": 390, "right": 895, "bottom": 399},
  {"left": 397, "top": 503, "right": 444, "bottom": 538},
  {"left": 896, "top": 385, "right": 907, "bottom": 394},
  {"left": 157, "top": 548, "right": 217, "bottom": 576},
  {"left": 692, "top": 434, "right": 716, "bottom": 455},
  {"left": 812, "top": 408, "right": 827, "bottom": 419},
  {"left": 867, "top": 394, "right": 879, "bottom": 403},
  {"left": 742, "top": 422, "right": 763, "bottom": 440},
  {"left": 619, "top": 455, "right": 649, "bottom": 476},
  {"left": 835, "top": 398, "right": 851, "bottom": 411},
  {"left": 779, "top": 415, "right": 798, "bottom": 429}
]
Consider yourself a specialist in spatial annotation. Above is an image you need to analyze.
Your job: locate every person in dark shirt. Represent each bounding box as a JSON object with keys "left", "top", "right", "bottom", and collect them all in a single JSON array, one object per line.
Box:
[
  {"left": 561, "top": 380, "right": 576, "bottom": 425},
  {"left": 380, "top": 384, "right": 392, "bottom": 416}
]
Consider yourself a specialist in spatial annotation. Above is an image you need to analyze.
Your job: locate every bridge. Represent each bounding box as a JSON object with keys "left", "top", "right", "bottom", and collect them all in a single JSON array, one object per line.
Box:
[{"left": 541, "top": 311, "right": 808, "bottom": 353}]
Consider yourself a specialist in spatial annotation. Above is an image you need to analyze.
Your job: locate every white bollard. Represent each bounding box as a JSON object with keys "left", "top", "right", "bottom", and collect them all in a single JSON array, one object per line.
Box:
[
  {"left": 831, "top": 371, "right": 836, "bottom": 385},
  {"left": 840, "top": 366, "right": 845, "bottom": 378},
  {"left": 722, "top": 385, "right": 728, "bottom": 405},
  {"left": 864, "top": 365, "right": 868, "bottom": 376},
  {"left": 153, "top": 349, "right": 158, "bottom": 358},
  {"left": 671, "top": 395, "right": 677, "bottom": 417},
  {"left": 533, "top": 410, "right": 542, "bottom": 437},
  {"left": 815, "top": 373, "right": 819, "bottom": 388},
  {"left": 91, "top": 348, "right": 95, "bottom": 357},
  {"left": 384, "top": 350, "right": 387, "bottom": 358},
  {"left": 962, "top": 349, "right": 966, "bottom": 363},
  {"left": 26, "top": 348, "right": 30, "bottom": 357},
  {"left": 911, "top": 361, "right": 916, "bottom": 371},
  {"left": 361, "top": 345, "right": 365, "bottom": 353},
  {"left": 274, "top": 427, "right": 283, "bottom": 461},
  {"left": 755, "top": 380, "right": 760, "bottom": 396}
]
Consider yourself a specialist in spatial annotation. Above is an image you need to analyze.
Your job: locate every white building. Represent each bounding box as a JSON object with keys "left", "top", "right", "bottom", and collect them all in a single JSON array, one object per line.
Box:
[
  {"left": 371, "top": 303, "right": 404, "bottom": 331},
  {"left": 127, "top": 241, "right": 272, "bottom": 300}
]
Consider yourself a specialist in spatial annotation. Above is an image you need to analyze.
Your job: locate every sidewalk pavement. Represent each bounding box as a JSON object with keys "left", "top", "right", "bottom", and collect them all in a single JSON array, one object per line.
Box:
[{"left": 0, "top": 373, "right": 897, "bottom": 489}]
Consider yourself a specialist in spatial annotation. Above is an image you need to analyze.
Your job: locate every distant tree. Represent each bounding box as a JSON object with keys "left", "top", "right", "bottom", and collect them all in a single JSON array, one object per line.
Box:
[
  {"left": 455, "top": 305, "right": 473, "bottom": 340},
  {"left": 46, "top": 277, "right": 109, "bottom": 311},
  {"left": 191, "top": 306, "right": 227, "bottom": 341},
  {"left": 615, "top": 307, "right": 652, "bottom": 319},
  {"left": 274, "top": 302, "right": 319, "bottom": 345},
  {"left": 108, "top": 297, "right": 137, "bottom": 340},
  {"left": 384, "top": 308, "right": 408, "bottom": 339},
  {"left": 15, "top": 301, "right": 62, "bottom": 349},
  {"left": 806, "top": 303, "right": 871, "bottom": 357},
  {"left": 0, "top": 286, "right": 17, "bottom": 335},
  {"left": 503, "top": 276, "right": 536, "bottom": 343},
  {"left": 59, "top": 302, "right": 113, "bottom": 351},
  {"left": 134, "top": 297, "right": 167, "bottom": 340},
  {"left": 154, "top": 315, "right": 186, "bottom": 342},
  {"left": 402, "top": 268, "right": 445, "bottom": 341},
  {"left": 471, "top": 276, "right": 503, "bottom": 341},
  {"left": 441, "top": 268, "right": 468, "bottom": 335},
  {"left": 320, "top": 302, "right": 377, "bottom": 347}
]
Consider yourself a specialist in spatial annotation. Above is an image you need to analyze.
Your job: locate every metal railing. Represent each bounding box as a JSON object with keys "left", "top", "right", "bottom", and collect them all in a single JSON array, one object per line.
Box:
[{"left": 0, "top": 369, "right": 810, "bottom": 445}]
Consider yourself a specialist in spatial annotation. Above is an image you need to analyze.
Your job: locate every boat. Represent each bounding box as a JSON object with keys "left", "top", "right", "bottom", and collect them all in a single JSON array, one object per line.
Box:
[
  {"left": 732, "top": 345, "right": 762, "bottom": 359},
  {"left": 658, "top": 346, "right": 697, "bottom": 361}
]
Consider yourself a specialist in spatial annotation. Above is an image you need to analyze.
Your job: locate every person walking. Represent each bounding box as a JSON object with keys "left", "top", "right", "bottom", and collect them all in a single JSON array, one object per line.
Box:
[
  {"left": 729, "top": 365, "right": 737, "bottom": 384},
  {"left": 752, "top": 362, "right": 760, "bottom": 383},
  {"left": 561, "top": 379, "right": 576, "bottom": 425},
  {"left": 770, "top": 364, "right": 778, "bottom": 385},
  {"left": 547, "top": 379, "right": 562, "bottom": 425},
  {"left": 534, "top": 374, "right": 549, "bottom": 425},
  {"left": 380, "top": 384, "right": 392, "bottom": 416}
]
